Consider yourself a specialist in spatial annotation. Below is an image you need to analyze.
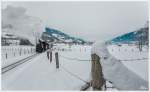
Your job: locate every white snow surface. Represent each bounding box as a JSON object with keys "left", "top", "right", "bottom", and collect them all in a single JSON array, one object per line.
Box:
[
  {"left": 2, "top": 46, "right": 36, "bottom": 67},
  {"left": 91, "top": 42, "right": 148, "bottom": 90},
  {"left": 2, "top": 43, "right": 148, "bottom": 90},
  {"left": 2, "top": 45, "right": 91, "bottom": 90},
  {"left": 107, "top": 44, "right": 148, "bottom": 81}
]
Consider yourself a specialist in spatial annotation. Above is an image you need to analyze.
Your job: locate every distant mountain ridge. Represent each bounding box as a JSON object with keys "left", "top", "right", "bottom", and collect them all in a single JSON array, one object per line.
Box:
[
  {"left": 42, "top": 27, "right": 87, "bottom": 44},
  {"left": 110, "top": 26, "right": 148, "bottom": 44}
]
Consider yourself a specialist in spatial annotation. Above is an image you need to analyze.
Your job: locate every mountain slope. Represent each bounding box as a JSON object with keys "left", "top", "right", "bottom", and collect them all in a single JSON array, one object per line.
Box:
[
  {"left": 42, "top": 27, "right": 87, "bottom": 44},
  {"left": 110, "top": 26, "right": 148, "bottom": 44}
]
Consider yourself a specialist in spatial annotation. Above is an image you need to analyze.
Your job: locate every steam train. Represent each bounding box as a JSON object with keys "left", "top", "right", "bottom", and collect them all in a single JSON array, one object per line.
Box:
[{"left": 36, "top": 39, "right": 49, "bottom": 53}]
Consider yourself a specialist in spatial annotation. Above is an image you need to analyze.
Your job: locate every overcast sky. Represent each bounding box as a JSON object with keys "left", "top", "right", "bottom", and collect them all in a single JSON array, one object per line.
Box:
[{"left": 2, "top": 1, "right": 148, "bottom": 42}]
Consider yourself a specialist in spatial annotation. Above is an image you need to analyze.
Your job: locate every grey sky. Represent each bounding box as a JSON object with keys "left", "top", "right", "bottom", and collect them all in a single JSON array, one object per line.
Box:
[{"left": 2, "top": 1, "right": 148, "bottom": 42}]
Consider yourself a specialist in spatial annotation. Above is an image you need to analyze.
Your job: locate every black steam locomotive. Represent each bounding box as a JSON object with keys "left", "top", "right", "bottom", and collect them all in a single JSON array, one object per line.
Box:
[{"left": 36, "top": 39, "right": 49, "bottom": 53}]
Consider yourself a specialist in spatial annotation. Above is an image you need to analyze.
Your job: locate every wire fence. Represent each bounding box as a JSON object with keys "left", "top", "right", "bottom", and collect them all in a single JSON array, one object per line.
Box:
[
  {"left": 59, "top": 54, "right": 148, "bottom": 62},
  {"left": 119, "top": 58, "right": 148, "bottom": 61},
  {"left": 58, "top": 53, "right": 148, "bottom": 90},
  {"left": 50, "top": 49, "right": 148, "bottom": 90},
  {"left": 60, "top": 64, "right": 115, "bottom": 90},
  {"left": 2, "top": 47, "right": 36, "bottom": 60}
]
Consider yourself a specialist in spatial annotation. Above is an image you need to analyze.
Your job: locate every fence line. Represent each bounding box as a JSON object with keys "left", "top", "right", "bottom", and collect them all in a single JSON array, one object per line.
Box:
[
  {"left": 52, "top": 46, "right": 148, "bottom": 90},
  {"left": 119, "top": 58, "right": 148, "bottom": 61},
  {"left": 2, "top": 47, "right": 36, "bottom": 60},
  {"left": 60, "top": 54, "right": 148, "bottom": 62},
  {"left": 51, "top": 49, "right": 148, "bottom": 90}
]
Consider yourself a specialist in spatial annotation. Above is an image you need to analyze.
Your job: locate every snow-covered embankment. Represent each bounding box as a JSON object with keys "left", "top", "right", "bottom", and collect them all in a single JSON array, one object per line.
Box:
[{"left": 91, "top": 42, "right": 148, "bottom": 90}]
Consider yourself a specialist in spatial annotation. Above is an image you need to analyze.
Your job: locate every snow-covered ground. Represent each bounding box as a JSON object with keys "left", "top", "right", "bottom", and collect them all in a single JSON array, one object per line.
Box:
[
  {"left": 92, "top": 42, "right": 148, "bottom": 90},
  {"left": 1, "top": 46, "right": 36, "bottom": 67},
  {"left": 2, "top": 43, "right": 148, "bottom": 90},
  {"left": 2, "top": 44, "right": 92, "bottom": 90},
  {"left": 107, "top": 44, "right": 148, "bottom": 81}
]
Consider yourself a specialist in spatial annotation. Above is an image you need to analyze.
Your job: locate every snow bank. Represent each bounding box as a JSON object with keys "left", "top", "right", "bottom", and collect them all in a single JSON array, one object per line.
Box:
[
  {"left": 107, "top": 44, "right": 148, "bottom": 81},
  {"left": 91, "top": 42, "right": 148, "bottom": 90}
]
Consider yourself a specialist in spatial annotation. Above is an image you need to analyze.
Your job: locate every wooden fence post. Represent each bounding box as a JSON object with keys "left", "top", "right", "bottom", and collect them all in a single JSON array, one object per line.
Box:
[
  {"left": 50, "top": 51, "right": 52, "bottom": 63},
  {"left": 24, "top": 49, "right": 25, "bottom": 54},
  {"left": 47, "top": 51, "right": 49, "bottom": 59},
  {"left": 14, "top": 52, "right": 15, "bottom": 57},
  {"left": 91, "top": 54, "right": 105, "bottom": 90},
  {"left": 20, "top": 49, "right": 21, "bottom": 56},
  {"left": 31, "top": 48, "right": 32, "bottom": 53},
  {"left": 55, "top": 52, "right": 59, "bottom": 69},
  {"left": 6, "top": 53, "right": 7, "bottom": 59}
]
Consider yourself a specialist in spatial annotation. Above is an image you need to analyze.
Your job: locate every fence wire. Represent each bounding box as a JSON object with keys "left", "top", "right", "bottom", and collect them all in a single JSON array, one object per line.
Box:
[
  {"left": 119, "top": 58, "right": 148, "bottom": 61},
  {"left": 60, "top": 54, "right": 148, "bottom": 62},
  {"left": 55, "top": 52, "right": 148, "bottom": 90}
]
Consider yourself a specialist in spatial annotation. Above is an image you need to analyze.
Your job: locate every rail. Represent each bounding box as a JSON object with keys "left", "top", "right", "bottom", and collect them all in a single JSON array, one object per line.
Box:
[{"left": 2, "top": 53, "right": 39, "bottom": 74}]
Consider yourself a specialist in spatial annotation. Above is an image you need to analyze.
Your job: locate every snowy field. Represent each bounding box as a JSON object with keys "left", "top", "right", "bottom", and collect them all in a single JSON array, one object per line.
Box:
[
  {"left": 1, "top": 46, "right": 36, "bottom": 67},
  {"left": 1, "top": 43, "right": 149, "bottom": 90},
  {"left": 107, "top": 44, "right": 148, "bottom": 81},
  {"left": 2, "top": 44, "right": 92, "bottom": 90},
  {"left": 92, "top": 43, "right": 148, "bottom": 90}
]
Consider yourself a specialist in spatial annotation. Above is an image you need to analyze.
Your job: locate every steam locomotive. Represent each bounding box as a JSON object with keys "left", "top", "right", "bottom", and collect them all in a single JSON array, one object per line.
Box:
[{"left": 36, "top": 39, "right": 49, "bottom": 53}]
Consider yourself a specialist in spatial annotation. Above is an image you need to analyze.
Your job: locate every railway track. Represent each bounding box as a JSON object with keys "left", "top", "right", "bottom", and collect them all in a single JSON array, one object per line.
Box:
[{"left": 2, "top": 53, "right": 39, "bottom": 74}]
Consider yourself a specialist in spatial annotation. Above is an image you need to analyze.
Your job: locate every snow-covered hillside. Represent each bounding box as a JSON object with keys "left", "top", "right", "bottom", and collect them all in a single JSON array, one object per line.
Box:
[
  {"left": 42, "top": 27, "right": 89, "bottom": 44},
  {"left": 110, "top": 26, "right": 148, "bottom": 44}
]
